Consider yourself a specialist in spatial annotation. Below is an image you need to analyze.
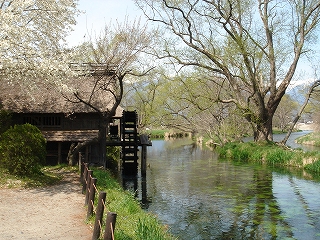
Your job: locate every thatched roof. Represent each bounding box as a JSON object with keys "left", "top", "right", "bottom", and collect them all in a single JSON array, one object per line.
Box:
[{"left": 0, "top": 75, "right": 123, "bottom": 116}]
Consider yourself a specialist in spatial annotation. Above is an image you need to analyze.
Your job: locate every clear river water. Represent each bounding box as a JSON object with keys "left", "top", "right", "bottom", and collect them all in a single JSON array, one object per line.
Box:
[{"left": 124, "top": 131, "right": 320, "bottom": 239}]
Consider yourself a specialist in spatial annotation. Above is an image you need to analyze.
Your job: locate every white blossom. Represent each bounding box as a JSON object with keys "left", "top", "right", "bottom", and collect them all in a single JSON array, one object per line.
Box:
[{"left": 0, "top": 0, "right": 79, "bottom": 84}]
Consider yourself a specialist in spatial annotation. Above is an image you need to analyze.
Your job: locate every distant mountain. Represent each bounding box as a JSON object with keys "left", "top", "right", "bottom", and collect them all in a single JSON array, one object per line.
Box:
[
  {"left": 286, "top": 84, "right": 306, "bottom": 104},
  {"left": 286, "top": 79, "right": 316, "bottom": 104}
]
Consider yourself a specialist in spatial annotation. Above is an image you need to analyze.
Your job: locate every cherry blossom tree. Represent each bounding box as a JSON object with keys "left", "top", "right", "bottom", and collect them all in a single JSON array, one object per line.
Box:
[{"left": 0, "top": 0, "right": 79, "bottom": 83}]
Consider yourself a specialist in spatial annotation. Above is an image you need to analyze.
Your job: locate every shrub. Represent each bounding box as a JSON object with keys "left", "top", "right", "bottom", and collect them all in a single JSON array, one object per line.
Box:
[
  {"left": 0, "top": 108, "right": 12, "bottom": 135},
  {"left": 106, "top": 146, "right": 121, "bottom": 170},
  {"left": 0, "top": 124, "right": 46, "bottom": 176}
]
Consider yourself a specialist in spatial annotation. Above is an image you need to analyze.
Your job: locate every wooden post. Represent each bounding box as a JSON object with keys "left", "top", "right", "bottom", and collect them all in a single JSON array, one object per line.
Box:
[
  {"left": 92, "top": 192, "right": 107, "bottom": 240},
  {"left": 87, "top": 178, "right": 97, "bottom": 219},
  {"left": 141, "top": 144, "right": 147, "bottom": 176},
  {"left": 82, "top": 163, "right": 88, "bottom": 194},
  {"left": 141, "top": 177, "right": 147, "bottom": 207},
  {"left": 140, "top": 134, "right": 149, "bottom": 176},
  {"left": 79, "top": 152, "right": 84, "bottom": 182},
  {"left": 85, "top": 145, "right": 89, "bottom": 163},
  {"left": 104, "top": 212, "right": 117, "bottom": 240},
  {"left": 57, "top": 141, "right": 62, "bottom": 165},
  {"left": 85, "top": 170, "right": 93, "bottom": 205}
]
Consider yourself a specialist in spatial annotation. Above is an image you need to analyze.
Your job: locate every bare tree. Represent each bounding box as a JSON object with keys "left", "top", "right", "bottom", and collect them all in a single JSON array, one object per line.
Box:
[
  {"left": 136, "top": 0, "right": 320, "bottom": 142},
  {"left": 273, "top": 94, "right": 298, "bottom": 132},
  {"left": 65, "top": 19, "right": 154, "bottom": 166},
  {"left": 310, "top": 83, "right": 320, "bottom": 131},
  {"left": 159, "top": 71, "right": 251, "bottom": 143}
]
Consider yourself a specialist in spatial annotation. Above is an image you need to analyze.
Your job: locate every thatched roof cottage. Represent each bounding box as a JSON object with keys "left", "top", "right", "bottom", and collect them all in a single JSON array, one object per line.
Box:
[{"left": 1, "top": 74, "right": 123, "bottom": 165}]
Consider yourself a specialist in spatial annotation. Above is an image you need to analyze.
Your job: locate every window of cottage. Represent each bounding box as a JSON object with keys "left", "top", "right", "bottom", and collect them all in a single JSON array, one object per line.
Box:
[{"left": 23, "top": 115, "right": 61, "bottom": 128}]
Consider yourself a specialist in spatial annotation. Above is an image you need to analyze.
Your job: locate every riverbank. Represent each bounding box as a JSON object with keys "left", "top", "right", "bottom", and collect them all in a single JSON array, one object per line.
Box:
[
  {"left": 296, "top": 131, "right": 320, "bottom": 147},
  {"left": 218, "top": 141, "right": 320, "bottom": 175}
]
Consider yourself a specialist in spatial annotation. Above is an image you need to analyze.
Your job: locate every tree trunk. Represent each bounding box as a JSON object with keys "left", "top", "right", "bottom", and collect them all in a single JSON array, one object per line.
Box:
[
  {"left": 253, "top": 117, "right": 273, "bottom": 142},
  {"left": 68, "top": 143, "right": 76, "bottom": 166},
  {"left": 100, "top": 121, "right": 107, "bottom": 169},
  {"left": 99, "top": 114, "right": 112, "bottom": 169},
  {"left": 67, "top": 138, "right": 99, "bottom": 166}
]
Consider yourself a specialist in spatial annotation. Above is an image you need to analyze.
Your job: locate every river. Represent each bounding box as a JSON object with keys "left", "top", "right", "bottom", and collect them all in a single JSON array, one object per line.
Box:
[{"left": 125, "top": 132, "right": 320, "bottom": 239}]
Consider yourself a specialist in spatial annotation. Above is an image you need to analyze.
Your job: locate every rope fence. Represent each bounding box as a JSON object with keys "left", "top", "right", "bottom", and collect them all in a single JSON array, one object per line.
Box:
[{"left": 80, "top": 159, "right": 117, "bottom": 240}]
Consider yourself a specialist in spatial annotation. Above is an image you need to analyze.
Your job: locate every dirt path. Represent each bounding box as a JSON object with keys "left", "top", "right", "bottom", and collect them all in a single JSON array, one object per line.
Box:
[{"left": 0, "top": 170, "right": 92, "bottom": 240}]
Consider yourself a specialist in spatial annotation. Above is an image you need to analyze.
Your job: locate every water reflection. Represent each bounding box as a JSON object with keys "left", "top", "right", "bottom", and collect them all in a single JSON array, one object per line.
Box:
[
  {"left": 121, "top": 173, "right": 151, "bottom": 209},
  {"left": 137, "top": 138, "right": 320, "bottom": 239}
]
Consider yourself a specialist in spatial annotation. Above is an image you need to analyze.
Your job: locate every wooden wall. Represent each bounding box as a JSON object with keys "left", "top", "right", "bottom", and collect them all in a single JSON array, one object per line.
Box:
[{"left": 12, "top": 112, "right": 100, "bottom": 131}]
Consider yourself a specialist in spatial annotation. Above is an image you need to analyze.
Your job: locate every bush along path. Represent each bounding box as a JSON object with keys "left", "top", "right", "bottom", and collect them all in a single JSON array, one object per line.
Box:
[{"left": 0, "top": 169, "right": 91, "bottom": 240}]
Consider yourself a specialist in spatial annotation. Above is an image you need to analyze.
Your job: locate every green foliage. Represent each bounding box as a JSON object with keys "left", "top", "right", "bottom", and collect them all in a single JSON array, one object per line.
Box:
[
  {"left": 0, "top": 108, "right": 12, "bottom": 135},
  {"left": 0, "top": 124, "right": 46, "bottom": 176},
  {"left": 231, "top": 144, "right": 250, "bottom": 162},
  {"left": 106, "top": 146, "right": 121, "bottom": 170},
  {"left": 90, "top": 168, "right": 176, "bottom": 239},
  {"left": 136, "top": 217, "right": 170, "bottom": 240},
  {"left": 219, "top": 142, "right": 261, "bottom": 162}
]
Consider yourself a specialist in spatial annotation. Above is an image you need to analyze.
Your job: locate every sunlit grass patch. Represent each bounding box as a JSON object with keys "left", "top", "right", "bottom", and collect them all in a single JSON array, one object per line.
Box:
[
  {"left": 296, "top": 132, "right": 320, "bottom": 146},
  {"left": 150, "top": 129, "right": 167, "bottom": 138},
  {"left": 136, "top": 216, "right": 170, "bottom": 240},
  {"left": 0, "top": 165, "right": 63, "bottom": 188}
]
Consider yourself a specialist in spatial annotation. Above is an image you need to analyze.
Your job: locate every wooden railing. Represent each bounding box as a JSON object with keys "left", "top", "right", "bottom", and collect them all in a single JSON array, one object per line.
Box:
[{"left": 80, "top": 162, "right": 116, "bottom": 240}]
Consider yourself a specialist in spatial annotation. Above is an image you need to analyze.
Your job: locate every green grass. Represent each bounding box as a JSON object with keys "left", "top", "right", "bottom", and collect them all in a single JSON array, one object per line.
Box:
[
  {"left": 0, "top": 165, "right": 65, "bottom": 188},
  {"left": 265, "top": 148, "right": 296, "bottom": 166},
  {"left": 149, "top": 129, "right": 167, "bottom": 138},
  {"left": 296, "top": 132, "right": 320, "bottom": 146},
  {"left": 305, "top": 160, "right": 320, "bottom": 173},
  {"left": 148, "top": 129, "right": 191, "bottom": 139},
  {"left": 90, "top": 168, "right": 176, "bottom": 240},
  {"left": 217, "top": 141, "right": 320, "bottom": 174}
]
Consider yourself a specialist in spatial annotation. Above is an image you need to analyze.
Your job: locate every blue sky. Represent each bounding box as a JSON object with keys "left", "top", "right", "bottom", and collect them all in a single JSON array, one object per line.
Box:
[
  {"left": 66, "top": 0, "right": 143, "bottom": 47},
  {"left": 66, "top": 0, "right": 318, "bottom": 81}
]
